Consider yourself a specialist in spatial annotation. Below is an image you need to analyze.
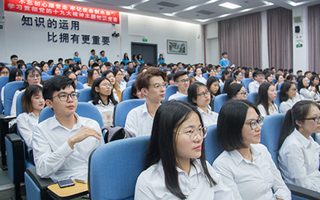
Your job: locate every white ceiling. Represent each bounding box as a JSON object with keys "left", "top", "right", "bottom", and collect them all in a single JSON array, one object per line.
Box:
[{"left": 55, "top": 0, "right": 320, "bottom": 24}]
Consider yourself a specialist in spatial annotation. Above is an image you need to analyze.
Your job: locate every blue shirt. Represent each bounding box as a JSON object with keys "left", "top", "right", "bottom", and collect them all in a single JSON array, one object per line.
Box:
[
  {"left": 73, "top": 57, "right": 81, "bottom": 63},
  {"left": 137, "top": 59, "right": 144, "bottom": 64},
  {"left": 100, "top": 56, "right": 108, "bottom": 63},
  {"left": 219, "top": 59, "right": 230, "bottom": 67},
  {"left": 90, "top": 55, "right": 97, "bottom": 61},
  {"left": 122, "top": 59, "right": 130, "bottom": 65},
  {"left": 158, "top": 59, "right": 165, "bottom": 64}
]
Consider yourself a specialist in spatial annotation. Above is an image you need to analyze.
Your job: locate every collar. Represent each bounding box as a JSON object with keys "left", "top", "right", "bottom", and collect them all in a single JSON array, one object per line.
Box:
[
  {"left": 27, "top": 112, "right": 38, "bottom": 118},
  {"left": 49, "top": 113, "right": 82, "bottom": 131},
  {"left": 253, "top": 80, "right": 260, "bottom": 84},
  {"left": 197, "top": 107, "right": 211, "bottom": 115},
  {"left": 175, "top": 159, "right": 204, "bottom": 177},
  {"left": 229, "top": 144, "right": 261, "bottom": 166},
  {"left": 292, "top": 129, "right": 312, "bottom": 148}
]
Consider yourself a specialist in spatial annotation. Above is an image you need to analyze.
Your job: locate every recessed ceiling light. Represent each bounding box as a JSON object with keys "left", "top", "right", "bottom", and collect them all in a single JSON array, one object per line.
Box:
[
  {"left": 288, "top": 1, "right": 304, "bottom": 6},
  {"left": 240, "top": 8, "right": 253, "bottom": 12},
  {"left": 263, "top": 1, "right": 274, "bottom": 6},
  {"left": 219, "top": 2, "right": 241, "bottom": 9},
  {"left": 218, "top": 14, "right": 231, "bottom": 18}
]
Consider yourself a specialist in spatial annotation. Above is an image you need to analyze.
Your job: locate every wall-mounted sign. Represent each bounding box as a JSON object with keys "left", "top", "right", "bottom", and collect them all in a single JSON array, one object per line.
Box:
[{"left": 4, "top": 0, "right": 120, "bottom": 24}]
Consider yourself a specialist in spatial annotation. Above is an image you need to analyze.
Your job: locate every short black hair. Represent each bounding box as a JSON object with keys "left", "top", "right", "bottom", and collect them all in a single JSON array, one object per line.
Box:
[
  {"left": 10, "top": 54, "right": 18, "bottom": 59},
  {"left": 92, "top": 63, "right": 99, "bottom": 68},
  {"left": 280, "top": 81, "right": 295, "bottom": 102},
  {"left": 100, "top": 50, "right": 105, "bottom": 54},
  {"left": 227, "top": 83, "right": 243, "bottom": 99},
  {"left": 217, "top": 100, "right": 260, "bottom": 151},
  {"left": 304, "top": 71, "right": 311, "bottom": 76},
  {"left": 43, "top": 75, "right": 75, "bottom": 100},
  {"left": 222, "top": 52, "right": 227, "bottom": 56},
  {"left": 91, "top": 49, "right": 95, "bottom": 53},
  {"left": 173, "top": 71, "right": 187, "bottom": 82},
  {"left": 297, "top": 70, "right": 302, "bottom": 74},
  {"left": 253, "top": 70, "right": 262, "bottom": 78},
  {"left": 188, "top": 82, "right": 206, "bottom": 106}
]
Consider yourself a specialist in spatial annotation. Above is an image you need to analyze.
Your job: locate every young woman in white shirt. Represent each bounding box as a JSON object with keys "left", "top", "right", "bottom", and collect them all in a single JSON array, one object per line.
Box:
[
  {"left": 206, "top": 76, "right": 220, "bottom": 111},
  {"left": 227, "top": 83, "right": 247, "bottom": 100},
  {"left": 135, "top": 100, "right": 234, "bottom": 200},
  {"left": 234, "top": 71, "right": 243, "bottom": 84},
  {"left": 298, "top": 76, "right": 317, "bottom": 101},
  {"left": 89, "top": 77, "right": 118, "bottom": 126},
  {"left": 256, "top": 82, "right": 278, "bottom": 117},
  {"left": 188, "top": 82, "right": 219, "bottom": 127},
  {"left": 83, "top": 69, "right": 100, "bottom": 89},
  {"left": 102, "top": 70, "right": 122, "bottom": 102},
  {"left": 279, "top": 81, "right": 298, "bottom": 113},
  {"left": 213, "top": 100, "right": 291, "bottom": 200},
  {"left": 278, "top": 101, "right": 320, "bottom": 192},
  {"left": 114, "top": 68, "right": 126, "bottom": 92},
  {"left": 308, "top": 75, "right": 320, "bottom": 100},
  {"left": 17, "top": 85, "right": 44, "bottom": 153}
]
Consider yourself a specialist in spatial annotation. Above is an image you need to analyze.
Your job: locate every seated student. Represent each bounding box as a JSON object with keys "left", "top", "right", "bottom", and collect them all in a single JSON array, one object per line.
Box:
[
  {"left": 32, "top": 76, "right": 104, "bottom": 182},
  {"left": 213, "top": 100, "right": 291, "bottom": 200},
  {"left": 135, "top": 100, "right": 235, "bottom": 199},
  {"left": 265, "top": 73, "right": 274, "bottom": 83},
  {"left": 0, "top": 65, "right": 10, "bottom": 77},
  {"left": 274, "top": 74, "right": 284, "bottom": 90},
  {"left": 248, "top": 71, "right": 263, "bottom": 93},
  {"left": 125, "top": 68, "right": 166, "bottom": 137},
  {"left": 168, "top": 71, "right": 190, "bottom": 100},
  {"left": 286, "top": 74, "right": 296, "bottom": 83},
  {"left": 219, "top": 70, "right": 231, "bottom": 86},
  {"left": 167, "top": 74, "right": 175, "bottom": 85},
  {"left": 83, "top": 69, "right": 100, "bottom": 89},
  {"left": 194, "top": 67, "right": 207, "bottom": 84},
  {"left": 221, "top": 77, "right": 236, "bottom": 94},
  {"left": 89, "top": 77, "right": 118, "bottom": 126},
  {"left": 63, "top": 71, "right": 79, "bottom": 91},
  {"left": 309, "top": 75, "right": 320, "bottom": 99},
  {"left": 41, "top": 62, "right": 49, "bottom": 74},
  {"left": 99, "top": 64, "right": 107, "bottom": 74},
  {"left": 245, "top": 70, "right": 253, "bottom": 79},
  {"left": 17, "top": 85, "right": 44, "bottom": 153},
  {"left": 1, "top": 68, "right": 23, "bottom": 106},
  {"left": 188, "top": 82, "right": 218, "bottom": 127},
  {"left": 298, "top": 76, "right": 318, "bottom": 101},
  {"left": 227, "top": 83, "right": 247, "bottom": 100},
  {"left": 234, "top": 71, "right": 242, "bottom": 84},
  {"left": 207, "top": 76, "right": 220, "bottom": 111},
  {"left": 278, "top": 101, "right": 320, "bottom": 192},
  {"left": 72, "top": 66, "right": 82, "bottom": 76},
  {"left": 114, "top": 68, "right": 126, "bottom": 92},
  {"left": 52, "top": 65, "right": 61, "bottom": 76},
  {"left": 279, "top": 81, "right": 298, "bottom": 113},
  {"left": 256, "top": 83, "right": 278, "bottom": 117},
  {"left": 11, "top": 68, "right": 42, "bottom": 117},
  {"left": 131, "top": 82, "right": 144, "bottom": 99},
  {"left": 304, "top": 71, "right": 312, "bottom": 83}
]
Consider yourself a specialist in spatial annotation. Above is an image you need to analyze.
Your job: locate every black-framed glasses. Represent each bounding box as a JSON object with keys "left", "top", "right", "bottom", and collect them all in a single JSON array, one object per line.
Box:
[
  {"left": 52, "top": 92, "right": 79, "bottom": 101},
  {"left": 175, "top": 126, "right": 208, "bottom": 142},
  {"left": 244, "top": 116, "right": 264, "bottom": 130},
  {"left": 197, "top": 90, "right": 210, "bottom": 97},
  {"left": 176, "top": 79, "right": 189, "bottom": 83},
  {"left": 238, "top": 91, "right": 248, "bottom": 96},
  {"left": 304, "top": 116, "right": 320, "bottom": 123}
]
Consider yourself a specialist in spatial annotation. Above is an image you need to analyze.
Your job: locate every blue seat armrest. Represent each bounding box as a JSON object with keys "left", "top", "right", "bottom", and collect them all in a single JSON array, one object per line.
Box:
[
  {"left": 287, "top": 183, "right": 320, "bottom": 200},
  {"left": 26, "top": 167, "right": 54, "bottom": 191}
]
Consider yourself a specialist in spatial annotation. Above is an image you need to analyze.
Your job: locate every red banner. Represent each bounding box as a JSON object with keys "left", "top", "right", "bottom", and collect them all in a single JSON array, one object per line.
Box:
[{"left": 4, "top": 0, "right": 120, "bottom": 24}]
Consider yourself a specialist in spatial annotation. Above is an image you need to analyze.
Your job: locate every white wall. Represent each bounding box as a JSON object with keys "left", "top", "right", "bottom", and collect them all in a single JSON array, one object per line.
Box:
[
  {"left": 261, "top": 11, "right": 269, "bottom": 69},
  {"left": 205, "top": 22, "right": 219, "bottom": 65},
  {"left": 0, "top": 10, "right": 203, "bottom": 65}
]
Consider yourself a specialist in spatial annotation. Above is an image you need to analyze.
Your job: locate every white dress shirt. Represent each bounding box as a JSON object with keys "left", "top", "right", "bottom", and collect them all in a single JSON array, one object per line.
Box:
[
  {"left": 82, "top": 83, "right": 90, "bottom": 89},
  {"left": 279, "top": 98, "right": 298, "bottom": 113},
  {"left": 16, "top": 112, "right": 38, "bottom": 151},
  {"left": 168, "top": 91, "right": 187, "bottom": 101},
  {"left": 135, "top": 159, "right": 235, "bottom": 200},
  {"left": 248, "top": 80, "right": 260, "bottom": 93},
  {"left": 1, "top": 86, "right": 5, "bottom": 106},
  {"left": 195, "top": 75, "right": 207, "bottom": 85},
  {"left": 119, "top": 81, "right": 127, "bottom": 92},
  {"left": 32, "top": 114, "right": 105, "bottom": 182},
  {"left": 113, "top": 88, "right": 120, "bottom": 102},
  {"left": 299, "top": 88, "right": 316, "bottom": 101},
  {"left": 213, "top": 144, "right": 291, "bottom": 200},
  {"left": 125, "top": 102, "right": 153, "bottom": 137},
  {"left": 10, "top": 89, "right": 24, "bottom": 116},
  {"left": 89, "top": 100, "right": 115, "bottom": 126},
  {"left": 197, "top": 107, "right": 218, "bottom": 127},
  {"left": 278, "top": 129, "right": 320, "bottom": 192},
  {"left": 257, "top": 103, "right": 279, "bottom": 117}
]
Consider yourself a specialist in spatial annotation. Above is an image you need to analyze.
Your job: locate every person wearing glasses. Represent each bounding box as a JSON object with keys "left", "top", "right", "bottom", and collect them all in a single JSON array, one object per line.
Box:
[
  {"left": 114, "top": 68, "right": 126, "bottom": 92},
  {"left": 168, "top": 71, "right": 190, "bottom": 100},
  {"left": 213, "top": 100, "right": 291, "bottom": 200},
  {"left": 11, "top": 68, "right": 42, "bottom": 117},
  {"left": 135, "top": 100, "right": 235, "bottom": 199},
  {"left": 278, "top": 101, "right": 320, "bottom": 192},
  {"left": 90, "top": 77, "right": 118, "bottom": 126},
  {"left": 256, "top": 83, "right": 278, "bottom": 117},
  {"left": 248, "top": 71, "right": 263, "bottom": 93},
  {"left": 227, "top": 83, "right": 247, "bottom": 100},
  {"left": 32, "top": 76, "right": 104, "bottom": 182},
  {"left": 298, "top": 76, "right": 318, "bottom": 101},
  {"left": 188, "top": 82, "right": 219, "bottom": 127},
  {"left": 125, "top": 68, "right": 167, "bottom": 137},
  {"left": 279, "top": 81, "right": 298, "bottom": 113}
]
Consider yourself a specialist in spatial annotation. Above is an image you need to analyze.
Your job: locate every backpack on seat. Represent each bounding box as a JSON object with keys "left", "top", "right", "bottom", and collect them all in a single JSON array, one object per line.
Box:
[{"left": 102, "top": 126, "right": 136, "bottom": 143}]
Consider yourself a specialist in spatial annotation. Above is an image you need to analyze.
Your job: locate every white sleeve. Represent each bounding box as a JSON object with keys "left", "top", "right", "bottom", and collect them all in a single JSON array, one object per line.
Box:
[
  {"left": 212, "top": 159, "right": 242, "bottom": 199},
  {"left": 279, "top": 102, "right": 291, "bottom": 114},
  {"left": 10, "top": 90, "right": 19, "bottom": 116},
  {"left": 134, "top": 172, "right": 156, "bottom": 200},
  {"left": 248, "top": 82, "right": 254, "bottom": 93},
  {"left": 257, "top": 104, "right": 267, "bottom": 117},
  {"left": 300, "top": 88, "right": 315, "bottom": 100},
  {"left": 1, "top": 87, "right": 4, "bottom": 107},
  {"left": 125, "top": 109, "right": 139, "bottom": 136},
  {"left": 32, "top": 125, "right": 74, "bottom": 178},
  {"left": 17, "top": 114, "right": 33, "bottom": 148}
]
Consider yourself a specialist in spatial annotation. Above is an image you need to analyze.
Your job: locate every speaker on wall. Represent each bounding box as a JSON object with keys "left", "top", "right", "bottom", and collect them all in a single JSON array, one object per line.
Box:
[{"left": 295, "top": 26, "right": 300, "bottom": 33}]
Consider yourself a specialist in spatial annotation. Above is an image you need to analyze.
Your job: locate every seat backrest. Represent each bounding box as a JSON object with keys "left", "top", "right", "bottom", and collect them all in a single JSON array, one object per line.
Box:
[
  {"left": 272, "top": 78, "right": 276, "bottom": 84},
  {"left": 0, "top": 76, "right": 9, "bottom": 113},
  {"left": 46, "top": 70, "right": 52, "bottom": 75},
  {"left": 274, "top": 90, "right": 281, "bottom": 108},
  {"left": 242, "top": 78, "right": 253, "bottom": 92},
  {"left": 204, "top": 125, "right": 224, "bottom": 164},
  {"left": 127, "top": 80, "right": 135, "bottom": 87},
  {"left": 220, "top": 84, "right": 224, "bottom": 93},
  {"left": 215, "top": 74, "right": 222, "bottom": 79},
  {"left": 203, "top": 73, "right": 209, "bottom": 80},
  {"left": 41, "top": 75, "right": 53, "bottom": 81},
  {"left": 122, "top": 86, "right": 132, "bottom": 101},
  {"left": 247, "top": 91, "right": 258, "bottom": 104},
  {"left": 175, "top": 95, "right": 188, "bottom": 102},
  {"left": 213, "top": 93, "right": 228, "bottom": 113},
  {"left": 39, "top": 102, "right": 104, "bottom": 128},
  {"left": 16, "top": 91, "right": 25, "bottom": 118},
  {"left": 78, "top": 88, "right": 92, "bottom": 102},
  {"left": 129, "top": 74, "right": 137, "bottom": 81},
  {"left": 260, "top": 113, "right": 286, "bottom": 167},
  {"left": 77, "top": 76, "right": 88, "bottom": 84},
  {"left": 113, "top": 99, "right": 146, "bottom": 127},
  {"left": 163, "top": 85, "right": 178, "bottom": 102},
  {"left": 89, "top": 136, "right": 149, "bottom": 200},
  {"left": 4, "top": 81, "right": 24, "bottom": 116},
  {"left": 76, "top": 82, "right": 84, "bottom": 90},
  {"left": 41, "top": 72, "right": 48, "bottom": 77},
  {"left": 277, "top": 82, "right": 284, "bottom": 90}
]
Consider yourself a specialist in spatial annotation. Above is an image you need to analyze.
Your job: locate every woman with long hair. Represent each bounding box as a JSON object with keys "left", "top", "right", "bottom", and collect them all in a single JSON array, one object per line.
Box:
[
  {"left": 83, "top": 69, "right": 100, "bottom": 89},
  {"left": 256, "top": 82, "right": 278, "bottom": 116}
]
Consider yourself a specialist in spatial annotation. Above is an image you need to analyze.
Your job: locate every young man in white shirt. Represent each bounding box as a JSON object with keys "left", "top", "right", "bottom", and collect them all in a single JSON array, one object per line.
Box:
[
  {"left": 7, "top": 54, "right": 18, "bottom": 67},
  {"left": 168, "top": 71, "right": 189, "bottom": 100},
  {"left": 32, "top": 76, "right": 104, "bottom": 182},
  {"left": 125, "top": 68, "right": 167, "bottom": 137},
  {"left": 248, "top": 71, "right": 263, "bottom": 93},
  {"left": 194, "top": 67, "right": 207, "bottom": 84}
]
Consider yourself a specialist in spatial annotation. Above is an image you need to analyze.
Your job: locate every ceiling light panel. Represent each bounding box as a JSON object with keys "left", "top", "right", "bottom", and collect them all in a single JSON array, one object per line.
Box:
[{"left": 219, "top": 2, "right": 242, "bottom": 9}]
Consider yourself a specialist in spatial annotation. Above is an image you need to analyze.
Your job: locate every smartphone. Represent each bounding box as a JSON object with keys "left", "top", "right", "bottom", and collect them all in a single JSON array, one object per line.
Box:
[{"left": 58, "top": 179, "right": 75, "bottom": 188}]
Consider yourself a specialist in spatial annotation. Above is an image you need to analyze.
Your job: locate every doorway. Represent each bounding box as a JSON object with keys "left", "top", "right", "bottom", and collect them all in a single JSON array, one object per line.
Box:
[{"left": 131, "top": 43, "right": 157, "bottom": 64}]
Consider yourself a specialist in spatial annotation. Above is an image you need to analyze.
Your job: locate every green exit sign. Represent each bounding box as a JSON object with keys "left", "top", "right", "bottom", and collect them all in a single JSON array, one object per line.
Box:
[
  {"left": 296, "top": 44, "right": 303, "bottom": 48},
  {"left": 142, "top": 38, "right": 147, "bottom": 42},
  {"left": 0, "top": 25, "right": 3, "bottom": 29}
]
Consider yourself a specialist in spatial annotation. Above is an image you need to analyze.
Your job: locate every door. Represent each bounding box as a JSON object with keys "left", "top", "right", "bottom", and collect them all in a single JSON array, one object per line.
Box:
[{"left": 131, "top": 43, "right": 157, "bottom": 64}]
